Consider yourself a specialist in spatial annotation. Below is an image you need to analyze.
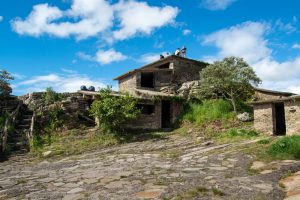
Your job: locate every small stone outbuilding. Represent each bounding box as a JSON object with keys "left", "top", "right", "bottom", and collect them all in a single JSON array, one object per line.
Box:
[{"left": 251, "top": 88, "right": 299, "bottom": 135}]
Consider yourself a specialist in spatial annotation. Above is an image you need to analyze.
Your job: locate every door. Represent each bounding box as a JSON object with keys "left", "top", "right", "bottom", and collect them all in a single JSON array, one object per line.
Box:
[
  {"left": 161, "top": 100, "right": 171, "bottom": 128},
  {"left": 273, "top": 103, "right": 286, "bottom": 135}
]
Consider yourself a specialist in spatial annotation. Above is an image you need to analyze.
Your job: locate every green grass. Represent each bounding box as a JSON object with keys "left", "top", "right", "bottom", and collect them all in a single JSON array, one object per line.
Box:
[
  {"left": 182, "top": 99, "right": 235, "bottom": 125},
  {"left": 30, "top": 128, "right": 166, "bottom": 158},
  {"left": 268, "top": 135, "right": 300, "bottom": 160}
]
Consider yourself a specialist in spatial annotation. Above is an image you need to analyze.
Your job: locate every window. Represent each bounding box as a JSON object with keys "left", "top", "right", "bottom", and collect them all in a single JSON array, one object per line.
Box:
[
  {"left": 141, "top": 72, "right": 154, "bottom": 88},
  {"left": 137, "top": 104, "right": 155, "bottom": 115}
]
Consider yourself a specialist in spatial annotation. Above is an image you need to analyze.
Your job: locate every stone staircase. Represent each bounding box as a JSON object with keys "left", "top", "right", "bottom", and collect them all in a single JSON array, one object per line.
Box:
[{"left": 6, "top": 105, "right": 33, "bottom": 154}]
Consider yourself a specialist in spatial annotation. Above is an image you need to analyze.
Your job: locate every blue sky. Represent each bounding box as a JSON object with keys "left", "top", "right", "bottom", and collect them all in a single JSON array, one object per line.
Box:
[{"left": 1, "top": 0, "right": 300, "bottom": 95}]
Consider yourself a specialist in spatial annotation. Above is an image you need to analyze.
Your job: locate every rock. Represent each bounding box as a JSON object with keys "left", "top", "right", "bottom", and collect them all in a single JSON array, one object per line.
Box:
[
  {"left": 237, "top": 112, "right": 253, "bottom": 122},
  {"left": 67, "top": 187, "right": 84, "bottom": 194},
  {"left": 202, "top": 141, "right": 214, "bottom": 146},
  {"left": 136, "top": 189, "right": 164, "bottom": 199},
  {"left": 250, "top": 161, "right": 266, "bottom": 170},
  {"left": 43, "top": 151, "right": 52, "bottom": 157}
]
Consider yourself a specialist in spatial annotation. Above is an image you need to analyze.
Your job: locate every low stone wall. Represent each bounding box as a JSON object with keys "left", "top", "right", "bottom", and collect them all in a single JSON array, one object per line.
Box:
[{"left": 253, "top": 103, "right": 273, "bottom": 135}]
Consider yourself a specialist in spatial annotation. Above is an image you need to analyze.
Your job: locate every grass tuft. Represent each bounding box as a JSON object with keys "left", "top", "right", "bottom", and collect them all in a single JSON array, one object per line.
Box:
[{"left": 268, "top": 135, "right": 300, "bottom": 160}]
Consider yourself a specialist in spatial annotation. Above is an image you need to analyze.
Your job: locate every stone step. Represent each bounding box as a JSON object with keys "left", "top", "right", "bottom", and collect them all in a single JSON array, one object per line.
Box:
[{"left": 17, "top": 124, "right": 30, "bottom": 129}]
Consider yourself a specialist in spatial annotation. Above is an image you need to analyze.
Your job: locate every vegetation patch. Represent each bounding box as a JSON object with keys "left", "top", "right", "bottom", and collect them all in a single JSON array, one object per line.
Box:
[
  {"left": 268, "top": 136, "right": 300, "bottom": 160},
  {"left": 173, "top": 186, "right": 224, "bottom": 199},
  {"left": 182, "top": 99, "right": 235, "bottom": 126}
]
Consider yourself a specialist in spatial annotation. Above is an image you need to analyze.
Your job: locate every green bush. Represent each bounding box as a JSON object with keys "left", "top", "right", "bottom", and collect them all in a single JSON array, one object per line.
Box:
[
  {"left": 182, "top": 99, "right": 235, "bottom": 125},
  {"left": 42, "top": 87, "right": 62, "bottom": 105},
  {"left": 268, "top": 136, "right": 300, "bottom": 160},
  {"left": 89, "top": 86, "right": 140, "bottom": 133}
]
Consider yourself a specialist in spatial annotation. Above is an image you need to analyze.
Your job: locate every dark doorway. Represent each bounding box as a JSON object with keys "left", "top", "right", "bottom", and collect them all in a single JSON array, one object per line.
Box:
[
  {"left": 161, "top": 100, "right": 171, "bottom": 128},
  {"left": 141, "top": 72, "right": 154, "bottom": 88},
  {"left": 273, "top": 103, "right": 286, "bottom": 135}
]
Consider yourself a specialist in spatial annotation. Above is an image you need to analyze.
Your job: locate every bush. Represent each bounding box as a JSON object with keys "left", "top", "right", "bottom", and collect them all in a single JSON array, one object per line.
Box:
[
  {"left": 268, "top": 136, "right": 300, "bottom": 160},
  {"left": 89, "top": 87, "right": 140, "bottom": 133},
  {"left": 182, "top": 99, "right": 235, "bottom": 125},
  {"left": 42, "top": 87, "right": 62, "bottom": 105}
]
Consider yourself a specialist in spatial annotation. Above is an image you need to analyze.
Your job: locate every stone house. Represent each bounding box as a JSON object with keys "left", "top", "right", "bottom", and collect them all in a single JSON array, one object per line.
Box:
[
  {"left": 251, "top": 88, "right": 299, "bottom": 135},
  {"left": 81, "top": 55, "right": 208, "bottom": 130}
]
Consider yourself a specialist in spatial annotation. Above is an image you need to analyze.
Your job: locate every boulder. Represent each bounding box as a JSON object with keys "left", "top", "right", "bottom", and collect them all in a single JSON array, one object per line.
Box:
[
  {"left": 42, "top": 151, "right": 52, "bottom": 157},
  {"left": 237, "top": 112, "right": 253, "bottom": 122}
]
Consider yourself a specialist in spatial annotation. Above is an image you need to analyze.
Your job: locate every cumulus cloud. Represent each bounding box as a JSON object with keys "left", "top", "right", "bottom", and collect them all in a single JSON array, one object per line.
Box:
[
  {"left": 112, "top": 1, "right": 178, "bottom": 40},
  {"left": 14, "top": 72, "right": 109, "bottom": 94},
  {"left": 201, "top": 0, "right": 237, "bottom": 11},
  {"left": 183, "top": 29, "right": 191, "bottom": 35},
  {"left": 0, "top": 16, "right": 3, "bottom": 22},
  {"left": 95, "top": 49, "right": 127, "bottom": 64},
  {"left": 202, "top": 21, "right": 300, "bottom": 94},
  {"left": 11, "top": 0, "right": 178, "bottom": 41},
  {"left": 78, "top": 49, "right": 127, "bottom": 65}
]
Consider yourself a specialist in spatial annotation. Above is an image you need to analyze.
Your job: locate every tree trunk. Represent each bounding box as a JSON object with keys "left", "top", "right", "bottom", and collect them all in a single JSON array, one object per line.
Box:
[{"left": 231, "top": 98, "right": 237, "bottom": 114}]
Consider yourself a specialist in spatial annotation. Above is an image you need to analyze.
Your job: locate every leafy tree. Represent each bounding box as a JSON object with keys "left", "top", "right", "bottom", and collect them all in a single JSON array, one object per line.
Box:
[
  {"left": 198, "top": 57, "right": 261, "bottom": 114},
  {"left": 42, "top": 87, "right": 62, "bottom": 105},
  {"left": 89, "top": 86, "right": 140, "bottom": 133},
  {"left": 0, "top": 70, "right": 14, "bottom": 99}
]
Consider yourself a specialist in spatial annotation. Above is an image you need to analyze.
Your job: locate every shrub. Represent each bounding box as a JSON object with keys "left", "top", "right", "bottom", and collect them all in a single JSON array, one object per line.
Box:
[
  {"left": 224, "top": 129, "right": 259, "bottom": 138},
  {"left": 42, "top": 87, "right": 62, "bottom": 105},
  {"left": 182, "top": 99, "right": 235, "bottom": 125},
  {"left": 89, "top": 87, "right": 140, "bottom": 133},
  {"left": 268, "top": 136, "right": 300, "bottom": 160}
]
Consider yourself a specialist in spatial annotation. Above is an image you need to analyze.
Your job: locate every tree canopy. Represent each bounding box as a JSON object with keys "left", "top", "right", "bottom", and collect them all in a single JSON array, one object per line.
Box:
[
  {"left": 0, "top": 70, "right": 14, "bottom": 98},
  {"left": 197, "top": 57, "right": 261, "bottom": 113}
]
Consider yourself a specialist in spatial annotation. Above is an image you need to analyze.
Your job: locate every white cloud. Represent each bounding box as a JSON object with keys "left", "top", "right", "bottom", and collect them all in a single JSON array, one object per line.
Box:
[
  {"left": 112, "top": 1, "right": 179, "bottom": 41},
  {"left": 203, "top": 21, "right": 271, "bottom": 63},
  {"left": 78, "top": 49, "right": 127, "bottom": 65},
  {"left": 201, "top": 0, "right": 236, "bottom": 11},
  {"left": 183, "top": 29, "right": 191, "bottom": 35},
  {"left": 202, "top": 21, "right": 300, "bottom": 94},
  {"left": 292, "top": 43, "right": 300, "bottom": 50},
  {"left": 95, "top": 49, "right": 127, "bottom": 64},
  {"left": 11, "top": 0, "right": 178, "bottom": 41},
  {"left": 139, "top": 52, "right": 168, "bottom": 63},
  {"left": 275, "top": 19, "right": 297, "bottom": 34},
  {"left": 15, "top": 72, "right": 109, "bottom": 94},
  {"left": 0, "top": 16, "right": 3, "bottom": 22}
]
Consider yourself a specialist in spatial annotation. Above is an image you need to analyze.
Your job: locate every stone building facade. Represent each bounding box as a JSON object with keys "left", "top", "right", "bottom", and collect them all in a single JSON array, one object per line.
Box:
[
  {"left": 113, "top": 55, "right": 208, "bottom": 129},
  {"left": 80, "top": 55, "right": 208, "bottom": 130},
  {"left": 251, "top": 92, "right": 300, "bottom": 136}
]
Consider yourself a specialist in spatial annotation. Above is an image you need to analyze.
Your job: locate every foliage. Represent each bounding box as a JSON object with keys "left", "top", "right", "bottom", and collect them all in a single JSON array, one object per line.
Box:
[
  {"left": 182, "top": 99, "right": 235, "bottom": 125},
  {"left": 31, "top": 104, "right": 65, "bottom": 150},
  {"left": 0, "top": 70, "right": 14, "bottom": 99},
  {"left": 223, "top": 129, "right": 259, "bottom": 138},
  {"left": 197, "top": 57, "right": 261, "bottom": 113},
  {"left": 89, "top": 86, "right": 140, "bottom": 133},
  {"left": 268, "top": 136, "right": 300, "bottom": 160},
  {"left": 42, "top": 87, "right": 62, "bottom": 105}
]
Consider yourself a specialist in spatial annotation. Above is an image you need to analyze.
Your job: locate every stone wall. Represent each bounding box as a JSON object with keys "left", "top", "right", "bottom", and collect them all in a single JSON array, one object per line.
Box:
[
  {"left": 125, "top": 102, "right": 161, "bottom": 129},
  {"left": 253, "top": 103, "right": 274, "bottom": 135},
  {"left": 119, "top": 74, "right": 137, "bottom": 94},
  {"left": 284, "top": 101, "right": 300, "bottom": 135},
  {"left": 173, "top": 59, "right": 206, "bottom": 84},
  {"left": 254, "top": 91, "right": 286, "bottom": 101}
]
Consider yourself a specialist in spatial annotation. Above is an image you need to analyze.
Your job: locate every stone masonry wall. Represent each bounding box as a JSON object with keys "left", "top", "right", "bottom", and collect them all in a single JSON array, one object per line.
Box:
[
  {"left": 254, "top": 103, "right": 274, "bottom": 135},
  {"left": 284, "top": 101, "right": 300, "bottom": 135},
  {"left": 254, "top": 91, "right": 286, "bottom": 101},
  {"left": 119, "top": 74, "right": 137, "bottom": 94},
  {"left": 125, "top": 103, "right": 161, "bottom": 129},
  {"left": 173, "top": 60, "right": 206, "bottom": 84}
]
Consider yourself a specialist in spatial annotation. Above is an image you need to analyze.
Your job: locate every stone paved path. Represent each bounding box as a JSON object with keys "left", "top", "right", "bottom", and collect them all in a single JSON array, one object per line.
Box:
[{"left": 1, "top": 135, "right": 300, "bottom": 200}]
